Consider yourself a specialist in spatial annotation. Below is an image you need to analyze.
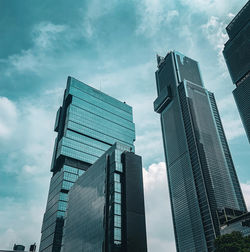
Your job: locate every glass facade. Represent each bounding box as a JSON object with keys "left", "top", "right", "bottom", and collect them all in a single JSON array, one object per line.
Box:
[
  {"left": 39, "top": 77, "right": 135, "bottom": 252},
  {"left": 223, "top": 0, "right": 250, "bottom": 143},
  {"left": 62, "top": 143, "right": 147, "bottom": 252},
  {"left": 154, "top": 51, "right": 247, "bottom": 252}
]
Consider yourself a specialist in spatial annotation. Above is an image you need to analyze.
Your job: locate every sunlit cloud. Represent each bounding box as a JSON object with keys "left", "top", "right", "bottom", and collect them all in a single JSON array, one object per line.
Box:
[
  {"left": 0, "top": 0, "right": 249, "bottom": 250},
  {"left": 0, "top": 97, "right": 17, "bottom": 139},
  {"left": 143, "top": 162, "right": 175, "bottom": 252}
]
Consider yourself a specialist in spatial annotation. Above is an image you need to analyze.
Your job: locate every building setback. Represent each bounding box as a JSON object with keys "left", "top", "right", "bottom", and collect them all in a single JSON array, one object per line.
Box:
[
  {"left": 154, "top": 51, "right": 247, "bottom": 251},
  {"left": 62, "top": 142, "right": 147, "bottom": 252},
  {"left": 223, "top": 0, "right": 250, "bottom": 143},
  {"left": 39, "top": 77, "right": 135, "bottom": 252}
]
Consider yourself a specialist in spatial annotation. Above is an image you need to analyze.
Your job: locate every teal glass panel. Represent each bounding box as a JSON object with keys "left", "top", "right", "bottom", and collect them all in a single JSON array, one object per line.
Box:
[
  {"left": 63, "top": 165, "right": 78, "bottom": 175},
  {"left": 63, "top": 172, "right": 78, "bottom": 183},
  {"left": 114, "top": 182, "right": 121, "bottom": 193},
  {"left": 114, "top": 203, "right": 121, "bottom": 215},
  {"left": 114, "top": 215, "right": 121, "bottom": 227},
  {"left": 114, "top": 192, "right": 121, "bottom": 203},
  {"left": 114, "top": 227, "right": 121, "bottom": 241},
  {"left": 59, "top": 192, "right": 68, "bottom": 202}
]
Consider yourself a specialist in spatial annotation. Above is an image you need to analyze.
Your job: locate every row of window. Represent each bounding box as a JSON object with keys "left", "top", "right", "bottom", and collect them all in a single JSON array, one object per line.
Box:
[
  {"left": 66, "top": 129, "right": 110, "bottom": 152},
  {"left": 63, "top": 171, "right": 78, "bottom": 183},
  {"left": 112, "top": 172, "right": 122, "bottom": 244},
  {"left": 72, "top": 96, "right": 135, "bottom": 130},
  {"left": 67, "top": 120, "right": 134, "bottom": 153},
  {"left": 61, "top": 136, "right": 103, "bottom": 158},
  {"left": 68, "top": 107, "right": 134, "bottom": 143},
  {"left": 58, "top": 201, "right": 67, "bottom": 212},
  {"left": 63, "top": 165, "right": 85, "bottom": 176},
  {"left": 59, "top": 145, "right": 98, "bottom": 164},
  {"left": 69, "top": 84, "right": 132, "bottom": 119}
]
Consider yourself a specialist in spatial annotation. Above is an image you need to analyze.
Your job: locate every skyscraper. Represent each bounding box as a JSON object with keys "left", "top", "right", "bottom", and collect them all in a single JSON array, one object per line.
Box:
[
  {"left": 223, "top": 0, "right": 250, "bottom": 143},
  {"left": 62, "top": 142, "right": 147, "bottom": 252},
  {"left": 154, "top": 51, "right": 247, "bottom": 251},
  {"left": 39, "top": 77, "right": 135, "bottom": 252}
]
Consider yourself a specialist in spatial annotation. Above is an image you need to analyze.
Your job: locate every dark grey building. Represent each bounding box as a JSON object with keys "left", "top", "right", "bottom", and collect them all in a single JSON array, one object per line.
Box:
[
  {"left": 62, "top": 142, "right": 147, "bottom": 252},
  {"left": 39, "top": 77, "right": 135, "bottom": 252},
  {"left": 154, "top": 51, "right": 247, "bottom": 251},
  {"left": 223, "top": 0, "right": 250, "bottom": 143}
]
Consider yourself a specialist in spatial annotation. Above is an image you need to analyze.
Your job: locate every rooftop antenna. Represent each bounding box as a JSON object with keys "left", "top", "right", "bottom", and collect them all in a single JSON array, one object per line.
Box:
[{"left": 156, "top": 53, "right": 165, "bottom": 68}]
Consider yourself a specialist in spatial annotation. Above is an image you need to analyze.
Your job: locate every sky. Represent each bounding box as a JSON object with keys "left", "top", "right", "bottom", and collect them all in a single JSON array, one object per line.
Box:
[{"left": 0, "top": 0, "right": 249, "bottom": 251}]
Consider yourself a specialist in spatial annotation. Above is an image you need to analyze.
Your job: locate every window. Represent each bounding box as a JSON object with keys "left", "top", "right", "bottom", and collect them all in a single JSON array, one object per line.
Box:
[
  {"left": 63, "top": 172, "right": 78, "bottom": 182},
  {"left": 63, "top": 165, "right": 78, "bottom": 174},
  {"left": 114, "top": 192, "right": 121, "bottom": 203},
  {"left": 114, "top": 227, "right": 121, "bottom": 241},
  {"left": 58, "top": 201, "right": 67, "bottom": 211},
  {"left": 115, "top": 162, "right": 123, "bottom": 172},
  {"left": 62, "top": 181, "right": 74, "bottom": 190},
  {"left": 114, "top": 182, "right": 121, "bottom": 193},
  {"left": 114, "top": 173, "right": 120, "bottom": 182},
  {"left": 57, "top": 211, "right": 65, "bottom": 218},
  {"left": 78, "top": 170, "right": 85, "bottom": 176},
  {"left": 59, "top": 192, "right": 68, "bottom": 202},
  {"left": 114, "top": 203, "right": 121, "bottom": 215},
  {"left": 114, "top": 215, "right": 121, "bottom": 227}
]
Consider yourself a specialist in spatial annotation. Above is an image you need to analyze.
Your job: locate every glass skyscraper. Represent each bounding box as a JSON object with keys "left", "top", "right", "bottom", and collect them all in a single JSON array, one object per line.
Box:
[
  {"left": 223, "top": 0, "right": 250, "bottom": 143},
  {"left": 62, "top": 142, "right": 147, "bottom": 252},
  {"left": 154, "top": 51, "right": 247, "bottom": 251},
  {"left": 39, "top": 77, "right": 135, "bottom": 252}
]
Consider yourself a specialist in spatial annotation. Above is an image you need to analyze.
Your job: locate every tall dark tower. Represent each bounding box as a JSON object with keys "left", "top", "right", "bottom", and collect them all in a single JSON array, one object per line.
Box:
[
  {"left": 39, "top": 77, "right": 135, "bottom": 252},
  {"left": 62, "top": 143, "right": 147, "bottom": 252},
  {"left": 154, "top": 51, "right": 247, "bottom": 251},
  {"left": 223, "top": 0, "right": 250, "bottom": 143}
]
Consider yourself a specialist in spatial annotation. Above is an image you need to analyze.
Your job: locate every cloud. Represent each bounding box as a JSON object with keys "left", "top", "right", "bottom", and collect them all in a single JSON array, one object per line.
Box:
[
  {"left": 81, "top": 0, "right": 121, "bottom": 39},
  {"left": 0, "top": 197, "right": 45, "bottom": 249},
  {"left": 179, "top": 0, "right": 245, "bottom": 16},
  {"left": 0, "top": 93, "right": 59, "bottom": 249},
  {"left": 0, "top": 95, "right": 57, "bottom": 174},
  {"left": 6, "top": 22, "right": 67, "bottom": 74},
  {"left": 142, "top": 164, "right": 250, "bottom": 252},
  {"left": 33, "top": 22, "right": 66, "bottom": 49},
  {"left": 0, "top": 97, "right": 17, "bottom": 139},
  {"left": 216, "top": 94, "right": 245, "bottom": 140},
  {"left": 0, "top": 1, "right": 249, "bottom": 250},
  {"left": 135, "top": 0, "right": 177, "bottom": 37},
  {"left": 143, "top": 162, "right": 176, "bottom": 252},
  {"left": 201, "top": 16, "right": 228, "bottom": 69}
]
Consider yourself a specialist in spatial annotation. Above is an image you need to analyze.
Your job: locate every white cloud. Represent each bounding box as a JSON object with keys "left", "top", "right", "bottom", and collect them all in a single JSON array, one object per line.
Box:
[
  {"left": 0, "top": 93, "right": 57, "bottom": 249},
  {"left": 9, "top": 49, "right": 41, "bottom": 73},
  {"left": 179, "top": 0, "right": 245, "bottom": 16},
  {"left": 33, "top": 22, "right": 66, "bottom": 49},
  {"left": 142, "top": 164, "right": 250, "bottom": 252},
  {"left": 0, "top": 197, "right": 45, "bottom": 249},
  {"left": 217, "top": 94, "right": 245, "bottom": 140},
  {"left": 81, "top": 0, "right": 119, "bottom": 39},
  {"left": 143, "top": 162, "right": 176, "bottom": 252},
  {"left": 201, "top": 16, "right": 228, "bottom": 68},
  {"left": 0, "top": 97, "right": 17, "bottom": 139},
  {"left": 0, "top": 95, "right": 56, "bottom": 174},
  {"left": 5, "top": 22, "right": 67, "bottom": 74},
  {"left": 135, "top": 0, "right": 177, "bottom": 37},
  {"left": 228, "top": 13, "right": 235, "bottom": 19},
  {"left": 166, "top": 10, "right": 179, "bottom": 22}
]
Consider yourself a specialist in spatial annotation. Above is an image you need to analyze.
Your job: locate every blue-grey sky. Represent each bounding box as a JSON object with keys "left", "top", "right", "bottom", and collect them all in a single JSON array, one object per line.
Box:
[{"left": 0, "top": 0, "right": 249, "bottom": 251}]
